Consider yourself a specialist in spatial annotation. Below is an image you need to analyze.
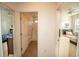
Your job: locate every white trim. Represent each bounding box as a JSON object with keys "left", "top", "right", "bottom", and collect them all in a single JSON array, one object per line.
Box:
[
  {"left": 0, "top": 7, "right": 3, "bottom": 57},
  {"left": 76, "top": 33, "right": 79, "bottom": 56}
]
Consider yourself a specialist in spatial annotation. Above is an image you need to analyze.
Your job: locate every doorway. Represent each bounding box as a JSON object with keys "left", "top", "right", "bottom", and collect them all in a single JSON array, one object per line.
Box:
[
  {"left": 20, "top": 12, "right": 38, "bottom": 57},
  {"left": 0, "top": 6, "right": 14, "bottom": 57},
  {"left": 58, "top": 11, "right": 78, "bottom": 57}
]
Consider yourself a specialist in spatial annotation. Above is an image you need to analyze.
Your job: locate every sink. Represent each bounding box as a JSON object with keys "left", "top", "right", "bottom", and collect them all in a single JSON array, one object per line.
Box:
[
  {"left": 2, "top": 34, "right": 13, "bottom": 42},
  {"left": 66, "top": 35, "right": 77, "bottom": 43}
]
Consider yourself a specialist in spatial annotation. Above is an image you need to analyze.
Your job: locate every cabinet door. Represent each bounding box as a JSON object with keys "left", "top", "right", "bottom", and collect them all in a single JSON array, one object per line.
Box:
[
  {"left": 7, "top": 38, "right": 13, "bottom": 54},
  {"left": 59, "top": 36, "right": 70, "bottom": 57},
  {"left": 3, "top": 42, "right": 8, "bottom": 56}
]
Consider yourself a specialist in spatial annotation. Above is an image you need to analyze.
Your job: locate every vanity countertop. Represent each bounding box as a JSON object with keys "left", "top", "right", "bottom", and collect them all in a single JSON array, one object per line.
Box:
[
  {"left": 65, "top": 35, "right": 77, "bottom": 45},
  {"left": 2, "top": 34, "right": 13, "bottom": 43}
]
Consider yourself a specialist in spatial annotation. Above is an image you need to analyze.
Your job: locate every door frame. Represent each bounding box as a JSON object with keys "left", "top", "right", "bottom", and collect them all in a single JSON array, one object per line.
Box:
[
  {"left": 0, "top": 6, "right": 3, "bottom": 57},
  {"left": 20, "top": 12, "right": 38, "bottom": 56}
]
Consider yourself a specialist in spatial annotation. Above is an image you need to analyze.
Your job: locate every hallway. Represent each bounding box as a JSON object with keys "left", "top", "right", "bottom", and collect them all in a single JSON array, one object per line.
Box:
[{"left": 22, "top": 41, "right": 37, "bottom": 57}]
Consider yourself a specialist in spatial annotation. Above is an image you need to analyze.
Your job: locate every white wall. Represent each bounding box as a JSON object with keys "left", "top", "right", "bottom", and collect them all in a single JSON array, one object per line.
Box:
[
  {"left": 61, "top": 12, "right": 71, "bottom": 30},
  {"left": 38, "top": 12, "right": 57, "bottom": 56},
  {"left": 1, "top": 8, "right": 13, "bottom": 35}
]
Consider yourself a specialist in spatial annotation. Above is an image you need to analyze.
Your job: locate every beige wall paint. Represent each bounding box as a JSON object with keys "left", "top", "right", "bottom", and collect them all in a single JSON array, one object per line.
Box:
[
  {"left": 38, "top": 10, "right": 56, "bottom": 57},
  {"left": 31, "top": 21, "right": 37, "bottom": 41},
  {"left": 22, "top": 13, "right": 34, "bottom": 42}
]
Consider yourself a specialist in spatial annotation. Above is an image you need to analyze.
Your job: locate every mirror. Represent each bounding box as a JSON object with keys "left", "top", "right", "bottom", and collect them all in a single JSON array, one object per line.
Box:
[{"left": 1, "top": 7, "right": 14, "bottom": 57}]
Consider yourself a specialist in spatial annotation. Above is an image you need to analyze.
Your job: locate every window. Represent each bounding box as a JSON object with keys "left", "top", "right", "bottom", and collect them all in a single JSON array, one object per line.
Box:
[{"left": 75, "top": 19, "right": 79, "bottom": 32}]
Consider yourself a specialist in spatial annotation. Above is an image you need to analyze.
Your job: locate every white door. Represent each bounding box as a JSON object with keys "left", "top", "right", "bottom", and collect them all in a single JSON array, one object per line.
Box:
[
  {"left": 58, "top": 36, "right": 70, "bottom": 57},
  {"left": 20, "top": 13, "right": 33, "bottom": 55},
  {"left": 21, "top": 13, "right": 29, "bottom": 54}
]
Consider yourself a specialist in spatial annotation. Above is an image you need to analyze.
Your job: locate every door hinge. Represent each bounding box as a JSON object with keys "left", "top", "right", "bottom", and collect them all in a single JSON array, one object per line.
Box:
[
  {"left": 21, "top": 48, "right": 23, "bottom": 51},
  {"left": 20, "top": 33, "right": 22, "bottom": 36}
]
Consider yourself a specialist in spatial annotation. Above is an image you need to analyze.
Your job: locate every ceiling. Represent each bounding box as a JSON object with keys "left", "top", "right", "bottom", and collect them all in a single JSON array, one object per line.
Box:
[
  {"left": 61, "top": 2, "right": 79, "bottom": 12},
  {"left": 2, "top": 2, "right": 79, "bottom": 14}
]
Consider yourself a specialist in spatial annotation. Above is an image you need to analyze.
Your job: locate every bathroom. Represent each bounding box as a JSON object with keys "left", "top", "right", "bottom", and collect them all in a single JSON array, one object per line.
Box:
[
  {"left": 58, "top": 3, "right": 79, "bottom": 56},
  {"left": 0, "top": 4, "right": 14, "bottom": 57}
]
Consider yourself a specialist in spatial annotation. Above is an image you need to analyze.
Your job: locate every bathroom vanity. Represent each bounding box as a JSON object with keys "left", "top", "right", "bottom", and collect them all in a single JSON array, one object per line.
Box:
[
  {"left": 2, "top": 33, "right": 13, "bottom": 55},
  {"left": 66, "top": 35, "right": 77, "bottom": 56},
  {"left": 59, "top": 32, "right": 78, "bottom": 57}
]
